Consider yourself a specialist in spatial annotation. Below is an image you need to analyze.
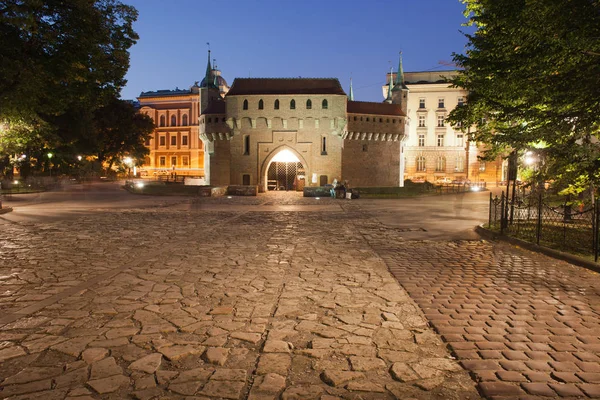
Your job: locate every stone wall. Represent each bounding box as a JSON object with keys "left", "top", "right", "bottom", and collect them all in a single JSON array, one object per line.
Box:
[
  {"left": 227, "top": 185, "right": 258, "bottom": 196},
  {"left": 342, "top": 139, "right": 401, "bottom": 187}
]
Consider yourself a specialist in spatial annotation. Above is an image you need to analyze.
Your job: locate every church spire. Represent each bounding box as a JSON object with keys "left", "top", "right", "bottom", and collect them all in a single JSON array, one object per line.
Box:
[
  {"left": 204, "top": 49, "right": 213, "bottom": 88},
  {"left": 348, "top": 78, "right": 354, "bottom": 101},
  {"left": 385, "top": 67, "right": 393, "bottom": 103},
  {"left": 394, "top": 51, "right": 404, "bottom": 89}
]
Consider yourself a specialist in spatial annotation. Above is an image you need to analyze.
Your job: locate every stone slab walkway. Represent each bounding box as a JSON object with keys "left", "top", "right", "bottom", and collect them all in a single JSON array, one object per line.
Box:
[{"left": 0, "top": 206, "right": 477, "bottom": 399}]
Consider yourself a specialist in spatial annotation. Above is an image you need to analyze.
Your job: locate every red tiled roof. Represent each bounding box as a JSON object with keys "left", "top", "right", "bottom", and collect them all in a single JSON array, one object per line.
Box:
[
  {"left": 226, "top": 78, "right": 346, "bottom": 96},
  {"left": 347, "top": 101, "right": 405, "bottom": 116}
]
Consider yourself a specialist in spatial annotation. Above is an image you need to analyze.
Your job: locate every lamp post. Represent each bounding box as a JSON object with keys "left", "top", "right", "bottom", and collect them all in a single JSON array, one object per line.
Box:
[
  {"left": 123, "top": 157, "right": 133, "bottom": 179},
  {"left": 47, "top": 152, "right": 53, "bottom": 177}
]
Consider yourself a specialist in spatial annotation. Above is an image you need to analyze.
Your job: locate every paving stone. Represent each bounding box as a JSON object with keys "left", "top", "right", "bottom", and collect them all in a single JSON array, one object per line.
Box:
[
  {"left": 90, "top": 357, "right": 122, "bottom": 379},
  {"left": 230, "top": 332, "right": 262, "bottom": 344},
  {"left": 479, "top": 382, "right": 524, "bottom": 397},
  {"left": 211, "top": 369, "right": 247, "bottom": 381},
  {"left": 1, "top": 366, "right": 63, "bottom": 385},
  {"left": 320, "top": 370, "right": 364, "bottom": 387},
  {"left": 579, "top": 384, "right": 600, "bottom": 398},
  {"left": 548, "top": 383, "right": 585, "bottom": 397},
  {"left": 201, "top": 380, "right": 245, "bottom": 399},
  {"left": 82, "top": 348, "right": 109, "bottom": 364},
  {"left": 263, "top": 340, "right": 292, "bottom": 353},
  {"left": 414, "top": 376, "right": 445, "bottom": 391},
  {"left": 521, "top": 382, "right": 557, "bottom": 396},
  {"left": 0, "top": 379, "right": 53, "bottom": 397},
  {"left": 128, "top": 353, "right": 163, "bottom": 373},
  {"left": 345, "top": 380, "right": 386, "bottom": 392},
  {"left": 159, "top": 344, "right": 204, "bottom": 360},
  {"left": 349, "top": 356, "right": 386, "bottom": 371},
  {"left": 257, "top": 353, "right": 291, "bottom": 375},
  {"left": 87, "top": 374, "right": 130, "bottom": 394},
  {"left": 202, "top": 347, "right": 229, "bottom": 365}
]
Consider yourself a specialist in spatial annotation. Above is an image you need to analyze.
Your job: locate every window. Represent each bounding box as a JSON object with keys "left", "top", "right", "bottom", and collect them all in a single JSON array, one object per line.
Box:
[
  {"left": 456, "top": 134, "right": 464, "bottom": 147},
  {"left": 456, "top": 155, "right": 464, "bottom": 172},
  {"left": 457, "top": 97, "right": 465, "bottom": 107},
  {"left": 207, "top": 118, "right": 212, "bottom": 123},
  {"left": 418, "top": 115, "right": 426, "bottom": 127},
  {"left": 159, "top": 156, "right": 166, "bottom": 166},
  {"left": 243, "top": 99, "right": 249, "bottom": 110},
  {"left": 274, "top": 99, "right": 279, "bottom": 110},
  {"left": 160, "top": 115, "right": 165, "bottom": 127},
  {"left": 171, "top": 135, "right": 177, "bottom": 146},
  {"left": 438, "top": 98, "right": 445, "bottom": 109},
  {"left": 437, "top": 115, "right": 445, "bottom": 127},
  {"left": 353, "top": 116, "right": 357, "bottom": 121},
  {"left": 306, "top": 99, "right": 312, "bottom": 109},
  {"left": 182, "top": 135, "right": 188, "bottom": 146},
  {"left": 321, "top": 137, "right": 327, "bottom": 155},
  {"left": 322, "top": 99, "right": 328, "bottom": 109},
  {"left": 418, "top": 134, "right": 425, "bottom": 147},
  {"left": 171, "top": 115, "right": 177, "bottom": 126},
  {"left": 171, "top": 156, "right": 177, "bottom": 167},
  {"left": 416, "top": 156, "right": 426, "bottom": 172},
  {"left": 159, "top": 136, "right": 166, "bottom": 146},
  {"left": 436, "top": 156, "right": 446, "bottom": 172},
  {"left": 366, "top": 117, "right": 370, "bottom": 122},
  {"left": 419, "top": 99, "right": 425, "bottom": 109},
  {"left": 243, "top": 135, "right": 250, "bottom": 155},
  {"left": 362, "top": 144, "right": 368, "bottom": 152},
  {"left": 182, "top": 156, "right": 189, "bottom": 166},
  {"left": 258, "top": 99, "right": 264, "bottom": 110},
  {"left": 242, "top": 174, "right": 250, "bottom": 185},
  {"left": 182, "top": 115, "right": 188, "bottom": 126},
  {"left": 437, "top": 134, "right": 444, "bottom": 147},
  {"left": 290, "top": 99, "right": 296, "bottom": 109},
  {"left": 479, "top": 161, "right": 486, "bottom": 172}
]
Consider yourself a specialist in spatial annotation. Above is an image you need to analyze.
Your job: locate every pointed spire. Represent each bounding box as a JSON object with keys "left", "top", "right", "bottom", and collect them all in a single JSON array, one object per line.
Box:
[
  {"left": 385, "top": 67, "right": 393, "bottom": 103},
  {"left": 348, "top": 78, "right": 354, "bottom": 101},
  {"left": 205, "top": 49, "right": 213, "bottom": 88},
  {"left": 394, "top": 51, "right": 404, "bottom": 88}
]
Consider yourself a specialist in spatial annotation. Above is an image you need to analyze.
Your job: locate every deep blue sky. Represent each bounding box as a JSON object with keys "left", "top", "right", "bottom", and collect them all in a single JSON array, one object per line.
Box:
[{"left": 121, "top": 0, "right": 472, "bottom": 103}]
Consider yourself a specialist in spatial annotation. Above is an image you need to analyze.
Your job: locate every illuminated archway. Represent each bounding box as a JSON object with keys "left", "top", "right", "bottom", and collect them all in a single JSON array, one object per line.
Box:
[{"left": 261, "top": 146, "right": 307, "bottom": 192}]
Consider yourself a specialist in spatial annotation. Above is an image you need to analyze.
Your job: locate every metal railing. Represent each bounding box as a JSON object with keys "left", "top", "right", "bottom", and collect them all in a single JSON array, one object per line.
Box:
[{"left": 489, "top": 189, "right": 600, "bottom": 262}]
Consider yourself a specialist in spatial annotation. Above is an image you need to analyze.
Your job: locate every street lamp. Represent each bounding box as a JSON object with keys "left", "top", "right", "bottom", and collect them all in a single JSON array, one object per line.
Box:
[
  {"left": 47, "top": 152, "right": 53, "bottom": 177},
  {"left": 123, "top": 157, "right": 133, "bottom": 178}
]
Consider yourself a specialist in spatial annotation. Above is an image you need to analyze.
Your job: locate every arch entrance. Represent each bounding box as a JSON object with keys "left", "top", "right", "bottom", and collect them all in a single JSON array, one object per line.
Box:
[{"left": 263, "top": 148, "right": 306, "bottom": 192}]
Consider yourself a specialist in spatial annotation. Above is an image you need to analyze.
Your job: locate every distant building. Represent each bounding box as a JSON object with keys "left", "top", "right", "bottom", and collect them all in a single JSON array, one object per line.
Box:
[
  {"left": 384, "top": 69, "right": 503, "bottom": 184},
  {"left": 138, "top": 51, "right": 408, "bottom": 191}
]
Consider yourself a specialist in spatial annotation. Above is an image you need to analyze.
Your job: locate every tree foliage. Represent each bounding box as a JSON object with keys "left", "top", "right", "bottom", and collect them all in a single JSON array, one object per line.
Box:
[
  {"left": 449, "top": 0, "right": 600, "bottom": 193},
  {"left": 90, "top": 97, "right": 154, "bottom": 169},
  {"left": 0, "top": 0, "right": 139, "bottom": 172}
]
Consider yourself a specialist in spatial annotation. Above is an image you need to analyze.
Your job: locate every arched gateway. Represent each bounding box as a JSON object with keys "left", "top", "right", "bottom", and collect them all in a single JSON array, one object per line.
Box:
[{"left": 261, "top": 147, "right": 307, "bottom": 192}]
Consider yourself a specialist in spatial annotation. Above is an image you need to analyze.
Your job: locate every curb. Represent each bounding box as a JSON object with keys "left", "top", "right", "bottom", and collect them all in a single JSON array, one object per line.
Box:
[
  {"left": 475, "top": 225, "right": 600, "bottom": 274},
  {"left": 0, "top": 207, "right": 14, "bottom": 215}
]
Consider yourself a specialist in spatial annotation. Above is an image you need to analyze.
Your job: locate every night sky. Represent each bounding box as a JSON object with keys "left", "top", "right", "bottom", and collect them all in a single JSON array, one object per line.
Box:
[{"left": 121, "top": 0, "right": 473, "bottom": 103}]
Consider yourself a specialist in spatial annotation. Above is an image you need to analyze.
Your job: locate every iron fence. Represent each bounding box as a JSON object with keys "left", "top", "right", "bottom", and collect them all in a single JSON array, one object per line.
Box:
[{"left": 489, "top": 189, "right": 600, "bottom": 262}]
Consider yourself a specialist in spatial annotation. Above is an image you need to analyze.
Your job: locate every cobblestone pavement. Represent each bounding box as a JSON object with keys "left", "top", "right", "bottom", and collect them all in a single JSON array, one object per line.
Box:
[
  {"left": 1, "top": 191, "right": 599, "bottom": 399},
  {"left": 378, "top": 240, "right": 600, "bottom": 399},
  {"left": 0, "top": 197, "right": 477, "bottom": 399}
]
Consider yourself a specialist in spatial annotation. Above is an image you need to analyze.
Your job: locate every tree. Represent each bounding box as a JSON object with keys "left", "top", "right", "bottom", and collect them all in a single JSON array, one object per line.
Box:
[
  {"left": 449, "top": 0, "right": 600, "bottom": 194},
  {"left": 89, "top": 97, "right": 154, "bottom": 171},
  {"left": 0, "top": 0, "right": 139, "bottom": 167}
]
